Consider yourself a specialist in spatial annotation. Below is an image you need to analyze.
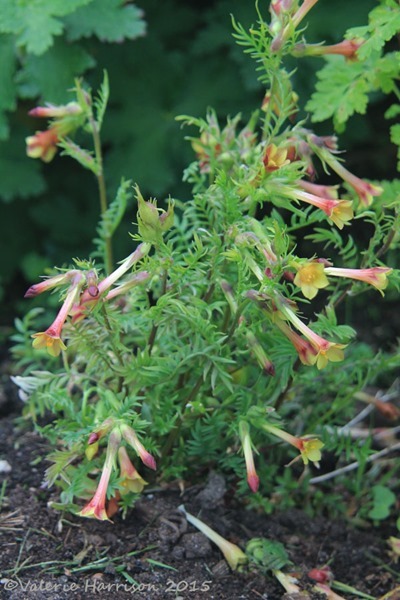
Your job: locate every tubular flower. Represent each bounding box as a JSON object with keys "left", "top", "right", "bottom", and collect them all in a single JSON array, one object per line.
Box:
[
  {"left": 276, "top": 297, "right": 346, "bottom": 369},
  {"left": 239, "top": 422, "right": 259, "bottom": 493},
  {"left": 28, "top": 102, "right": 83, "bottom": 119},
  {"left": 275, "top": 320, "right": 318, "bottom": 366},
  {"left": 293, "top": 261, "right": 329, "bottom": 299},
  {"left": 178, "top": 505, "right": 248, "bottom": 571},
  {"left": 263, "top": 143, "right": 290, "bottom": 172},
  {"left": 104, "top": 271, "right": 151, "bottom": 301},
  {"left": 26, "top": 127, "right": 59, "bottom": 162},
  {"left": 31, "top": 272, "right": 84, "bottom": 357},
  {"left": 288, "top": 188, "right": 354, "bottom": 229},
  {"left": 118, "top": 446, "right": 148, "bottom": 494},
  {"left": 79, "top": 429, "right": 122, "bottom": 521},
  {"left": 31, "top": 331, "right": 67, "bottom": 357},
  {"left": 88, "top": 417, "right": 116, "bottom": 445},
  {"left": 293, "top": 39, "right": 364, "bottom": 60},
  {"left": 307, "top": 138, "right": 383, "bottom": 207},
  {"left": 246, "top": 331, "right": 275, "bottom": 376},
  {"left": 297, "top": 179, "right": 339, "bottom": 200},
  {"left": 71, "top": 243, "right": 151, "bottom": 322},
  {"left": 24, "top": 269, "right": 81, "bottom": 298},
  {"left": 26, "top": 100, "right": 86, "bottom": 163},
  {"left": 324, "top": 266, "right": 392, "bottom": 294},
  {"left": 120, "top": 424, "right": 157, "bottom": 471},
  {"left": 262, "top": 423, "right": 324, "bottom": 466}
]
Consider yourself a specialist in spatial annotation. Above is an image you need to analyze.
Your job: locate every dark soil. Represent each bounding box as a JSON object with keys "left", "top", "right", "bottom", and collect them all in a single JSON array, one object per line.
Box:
[{"left": 0, "top": 362, "right": 399, "bottom": 600}]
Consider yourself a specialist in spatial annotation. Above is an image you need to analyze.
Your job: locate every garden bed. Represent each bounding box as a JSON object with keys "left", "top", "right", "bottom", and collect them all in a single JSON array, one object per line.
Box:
[{"left": 0, "top": 386, "right": 397, "bottom": 600}]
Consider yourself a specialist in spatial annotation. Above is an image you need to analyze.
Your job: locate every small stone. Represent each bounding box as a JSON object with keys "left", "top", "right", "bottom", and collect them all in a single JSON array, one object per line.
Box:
[
  {"left": 195, "top": 471, "right": 226, "bottom": 508},
  {"left": 181, "top": 532, "right": 212, "bottom": 559},
  {"left": 0, "top": 459, "right": 12, "bottom": 473}
]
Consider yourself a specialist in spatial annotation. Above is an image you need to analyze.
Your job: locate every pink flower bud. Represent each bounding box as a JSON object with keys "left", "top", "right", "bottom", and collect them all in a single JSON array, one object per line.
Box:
[
  {"left": 88, "top": 433, "right": 99, "bottom": 445},
  {"left": 120, "top": 425, "right": 157, "bottom": 470},
  {"left": 28, "top": 102, "right": 83, "bottom": 119}
]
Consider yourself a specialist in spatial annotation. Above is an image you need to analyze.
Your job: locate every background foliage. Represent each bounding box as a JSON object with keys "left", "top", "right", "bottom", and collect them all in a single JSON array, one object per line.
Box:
[{"left": 1, "top": 0, "right": 397, "bottom": 329}]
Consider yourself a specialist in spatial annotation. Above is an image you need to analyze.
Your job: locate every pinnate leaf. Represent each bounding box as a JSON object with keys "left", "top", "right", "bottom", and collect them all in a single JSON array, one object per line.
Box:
[
  {"left": 347, "top": 1, "right": 400, "bottom": 61},
  {"left": 16, "top": 40, "right": 95, "bottom": 103},
  {"left": 64, "top": 0, "right": 146, "bottom": 43},
  {"left": 0, "top": 0, "right": 92, "bottom": 55},
  {"left": 306, "top": 58, "right": 370, "bottom": 130}
]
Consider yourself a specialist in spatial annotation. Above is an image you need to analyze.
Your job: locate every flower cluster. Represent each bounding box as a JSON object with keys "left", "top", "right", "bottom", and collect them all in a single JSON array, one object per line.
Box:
[
  {"left": 25, "top": 243, "right": 151, "bottom": 356},
  {"left": 26, "top": 101, "right": 86, "bottom": 163},
  {"left": 79, "top": 421, "right": 156, "bottom": 521}
]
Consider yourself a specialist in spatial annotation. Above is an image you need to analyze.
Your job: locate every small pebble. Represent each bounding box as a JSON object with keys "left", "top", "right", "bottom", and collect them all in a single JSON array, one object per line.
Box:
[{"left": 0, "top": 459, "right": 12, "bottom": 473}]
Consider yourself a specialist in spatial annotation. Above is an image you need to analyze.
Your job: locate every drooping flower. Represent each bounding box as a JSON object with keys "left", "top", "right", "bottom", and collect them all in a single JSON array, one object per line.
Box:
[
  {"left": 239, "top": 421, "right": 259, "bottom": 492},
  {"left": 31, "top": 271, "right": 84, "bottom": 357},
  {"left": 26, "top": 100, "right": 86, "bottom": 163},
  {"left": 28, "top": 102, "right": 83, "bottom": 119},
  {"left": 275, "top": 296, "right": 347, "bottom": 369},
  {"left": 324, "top": 266, "right": 392, "bottom": 294},
  {"left": 178, "top": 505, "right": 248, "bottom": 571},
  {"left": 118, "top": 446, "right": 148, "bottom": 494},
  {"left": 31, "top": 331, "right": 67, "bottom": 357},
  {"left": 261, "top": 422, "right": 324, "bottom": 466},
  {"left": 275, "top": 320, "right": 318, "bottom": 366},
  {"left": 307, "top": 137, "right": 383, "bottom": 207},
  {"left": 120, "top": 424, "right": 157, "bottom": 471},
  {"left": 246, "top": 331, "right": 275, "bottom": 376},
  {"left": 24, "top": 269, "right": 81, "bottom": 298},
  {"left": 79, "top": 429, "right": 121, "bottom": 521},
  {"left": 293, "top": 261, "right": 329, "bottom": 299},
  {"left": 88, "top": 417, "right": 116, "bottom": 445},
  {"left": 26, "top": 127, "right": 60, "bottom": 163}
]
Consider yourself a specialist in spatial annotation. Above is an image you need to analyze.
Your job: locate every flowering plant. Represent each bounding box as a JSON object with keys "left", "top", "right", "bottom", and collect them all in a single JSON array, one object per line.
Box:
[{"left": 12, "top": 0, "right": 399, "bottom": 522}]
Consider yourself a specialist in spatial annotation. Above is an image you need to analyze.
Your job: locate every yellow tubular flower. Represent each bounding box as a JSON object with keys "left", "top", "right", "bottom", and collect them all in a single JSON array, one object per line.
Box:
[
  {"left": 31, "top": 331, "right": 67, "bottom": 357},
  {"left": 294, "top": 261, "right": 329, "bottom": 299}
]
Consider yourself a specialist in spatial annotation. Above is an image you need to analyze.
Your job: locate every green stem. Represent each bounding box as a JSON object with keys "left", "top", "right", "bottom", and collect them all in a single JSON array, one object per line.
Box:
[
  {"left": 90, "top": 116, "right": 113, "bottom": 275},
  {"left": 100, "top": 303, "right": 127, "bottom": 394},
  {"left": 147, "top": 268, "right": 168, "bottom": 355},
  {"left": 161, "top": 373, "right": 204, "bottom": 457},
  {"left": 375, "top": 224, "right": 397, "bottom": 260},
  {"left": 274, "top": 357, "right": 300, "bottom": 410}
]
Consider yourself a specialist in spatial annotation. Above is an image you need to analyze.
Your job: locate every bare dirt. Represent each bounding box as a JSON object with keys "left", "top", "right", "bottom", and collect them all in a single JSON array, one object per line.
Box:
[{"left": 0, "top": 357, "right": 399, "bottom": 600}]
